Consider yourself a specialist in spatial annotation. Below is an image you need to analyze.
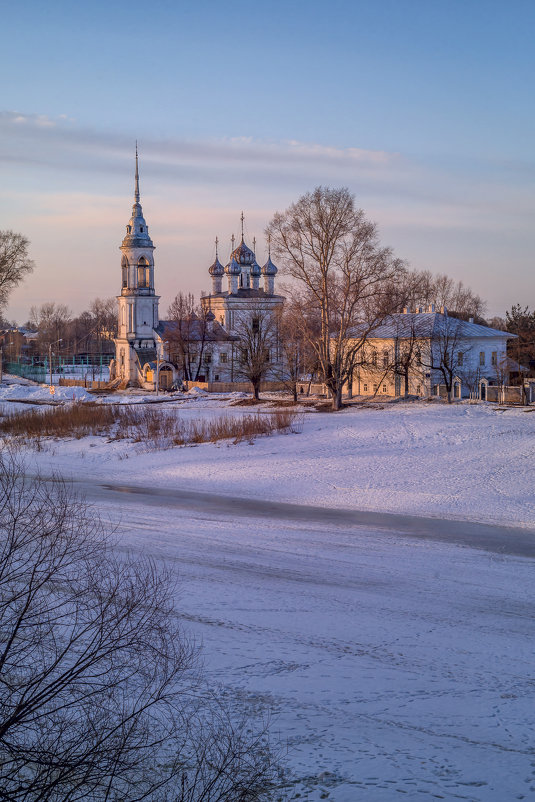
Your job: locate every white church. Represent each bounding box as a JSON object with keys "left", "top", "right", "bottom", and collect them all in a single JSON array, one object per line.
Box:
[{"left": 110, "top": 152, "right": 283, "bottom": 389}]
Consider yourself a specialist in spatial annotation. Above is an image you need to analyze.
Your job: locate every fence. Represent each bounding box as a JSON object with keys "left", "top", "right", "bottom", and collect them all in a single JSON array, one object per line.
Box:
[
  {"left": 3, "top": 358, "right": 110, "bottom": 385},
  {"left": 4, "top": 361, "right": 46, "bottom": 383},
  {"left": 184, "top": 380, "right": 288, "bottom": 394}
]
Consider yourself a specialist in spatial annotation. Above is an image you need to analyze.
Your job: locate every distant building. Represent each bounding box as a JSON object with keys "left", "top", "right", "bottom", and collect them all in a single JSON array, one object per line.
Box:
[{"left": 350, "top": 307, "right": 517, "bottom": 399}]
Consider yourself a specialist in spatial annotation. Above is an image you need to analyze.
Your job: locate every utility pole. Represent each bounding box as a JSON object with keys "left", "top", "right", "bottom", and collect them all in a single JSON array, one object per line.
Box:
[
  {"left": 49, "top": 343, "right": 53, "bottom": 387},
  {"left": 0, "top": 345, "right": 3, "bottom": 384},
  {"left": 156, "top": 353, "right": 160, "bottom": 396}
]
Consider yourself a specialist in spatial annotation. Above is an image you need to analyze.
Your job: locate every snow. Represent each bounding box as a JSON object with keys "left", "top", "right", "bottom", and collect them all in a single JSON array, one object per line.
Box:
[
  {"left": 11, "top": 394, "right": 535, "bottom": 529},
  {"left": 0, "top": 380, "right": 93, "bottom": 403},
  {"left": 2, "top": 383, "right": 535, "bottom": 800}
]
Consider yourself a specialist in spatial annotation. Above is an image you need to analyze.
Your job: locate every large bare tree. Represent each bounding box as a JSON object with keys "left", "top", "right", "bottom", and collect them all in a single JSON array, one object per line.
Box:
[
  {"left": 0, "top": 456, "right": 283, "bottom": 801},
  {"left": 0, "top": 232, "right": 34, "bottom": 316},
  {"left": 267, "top": 187, "right": 405, "bottom": 409}
]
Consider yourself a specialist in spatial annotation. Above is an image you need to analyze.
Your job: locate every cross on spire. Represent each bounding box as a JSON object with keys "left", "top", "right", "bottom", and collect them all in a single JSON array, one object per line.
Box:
[
  {"left": 231, "top": 234, "right": 235, "bottom": 252},
  {"left": 240, "top": 211, "right": 245, "bottom": 240},
  {"left": 134, "top": 141, "right": 140, "bottom": 204},
  {"left": 215, "top": 236, "right": 219, "bottom": 258},
  {"left": 268, "top": 232, "right": 271, "bottom": 257},
  {"left": 253, "top": 236, "right": 256, "bottom": 253}
]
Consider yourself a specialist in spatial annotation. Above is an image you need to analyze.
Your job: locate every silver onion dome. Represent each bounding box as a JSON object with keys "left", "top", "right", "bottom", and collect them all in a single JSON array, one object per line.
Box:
[
  {"left": 208, "top": 257, "right": 224, "bottom": 276},
  {"left": 261, "top": 256, "right": 278, "bottom": 276}
]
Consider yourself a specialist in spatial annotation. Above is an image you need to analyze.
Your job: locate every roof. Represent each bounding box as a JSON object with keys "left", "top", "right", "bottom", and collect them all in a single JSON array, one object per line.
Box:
[
  {"left": 350, "top": 313, "right": 516, "bottom": 340},
  {"left": 155, "top": 318, "right": 238, "bottom": 343}
]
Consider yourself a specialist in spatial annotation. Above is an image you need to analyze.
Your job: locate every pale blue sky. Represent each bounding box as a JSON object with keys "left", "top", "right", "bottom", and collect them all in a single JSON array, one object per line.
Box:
[{"left": 1, "top": 0, "right": 534, "bottom": 321}]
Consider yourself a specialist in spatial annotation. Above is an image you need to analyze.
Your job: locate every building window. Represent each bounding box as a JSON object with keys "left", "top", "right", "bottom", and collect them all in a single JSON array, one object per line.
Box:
[
  {"left": 252, "top": 317, "right": 259, "bottom": 334},
  {"left": 382, "top": 384, "right": 387, "bottom": 393},
  {"left": 214, "top": 374, "right": 219, "bottom": 381},
  {"left": 371, "top": 351, "right": 378, "bottom": 367},
  {"left": 416, "top": 384, "right": 421, "bottom": 394},
  {"left": 140, "top": 226, "right": 144, "bottom": 232},
  {"left": 363, "top": 383, "right": 368, "bottom": 392},
  {"left": 220, "top": 352, "right": 228, "bottom": 363},
  {"left": 203, "top": 352, "right": 212, "bottom": 364},
  {"left": 382, "top": 350, "right": 389, "bottom": 368},
  {"left": 373, "top": 384, "right": 378, "bottom": 392},
  {"left": 458, "top": 351, "right": 463, "bottom": 366},
  {"left": 479, "top": 351, "right": 485, "bottom": 366},
  {"left": 491, "top": 351, "right": 497, "bottom": 366}
]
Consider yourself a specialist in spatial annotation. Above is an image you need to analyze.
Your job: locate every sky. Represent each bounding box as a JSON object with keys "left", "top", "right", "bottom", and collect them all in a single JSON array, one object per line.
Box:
[{"left": 1, "top": 0, "right": 534, "bottom": 323}]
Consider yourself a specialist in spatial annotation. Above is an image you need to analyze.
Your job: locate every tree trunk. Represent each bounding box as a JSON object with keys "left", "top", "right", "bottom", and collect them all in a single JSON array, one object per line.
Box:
[
  {"left": 292, "top": 383, "right": 298, "bottom": 403},
  {"left": 252, "top": 380, "right": 260, "bottom": 400},
  {"left": 404, "top": 370, "right": 409, "bottom": 398},
  {"left": 331, "top": 385, "right": 343, "bottom": 410}
]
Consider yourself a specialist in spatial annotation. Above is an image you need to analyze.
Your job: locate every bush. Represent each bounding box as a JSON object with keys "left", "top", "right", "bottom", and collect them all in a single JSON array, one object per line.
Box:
[
  {"left": 0, "top": 403, "right": 302, "bottom": 449},
  {"left": 0, "top": 456, "right": 285, "bottom": 801}
]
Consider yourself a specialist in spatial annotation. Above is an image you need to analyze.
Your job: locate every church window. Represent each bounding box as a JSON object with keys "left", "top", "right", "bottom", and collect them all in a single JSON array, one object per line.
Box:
[
  {"left": 140, "top": 226, "right": 144, "bottom": 232},
  {"left": 220, "top": 352, "right": 228, "bottom": 363},
  {"left": 137, "top": 257, "right": 150, "bottom": 288}
]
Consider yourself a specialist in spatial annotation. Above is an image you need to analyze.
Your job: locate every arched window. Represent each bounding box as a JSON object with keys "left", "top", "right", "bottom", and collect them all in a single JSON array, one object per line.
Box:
[
  {"left": 137, "top": 257, "right": 150, "bottom": 288},
  {"left": 121, "top": 256, "right": 129, "bottom": 288},
  {"left": 382, "top": 349, "right": 389, "bottom": 368}
]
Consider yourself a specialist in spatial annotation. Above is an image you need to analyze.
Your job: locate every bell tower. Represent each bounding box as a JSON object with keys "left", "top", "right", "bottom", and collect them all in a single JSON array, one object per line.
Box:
[{"left": 115, "top": 146, "right": 160, "bottom": 384}]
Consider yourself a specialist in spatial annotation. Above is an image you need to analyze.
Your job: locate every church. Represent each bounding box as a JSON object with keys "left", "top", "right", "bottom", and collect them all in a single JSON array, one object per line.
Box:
[{"left": 110, "top": 152, "right": 284, "bottom": 389}]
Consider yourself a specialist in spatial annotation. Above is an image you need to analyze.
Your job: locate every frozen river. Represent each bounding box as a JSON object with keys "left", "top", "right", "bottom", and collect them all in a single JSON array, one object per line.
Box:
[{"left": 75, "top": 478, "right": 535, "bottom": 801}]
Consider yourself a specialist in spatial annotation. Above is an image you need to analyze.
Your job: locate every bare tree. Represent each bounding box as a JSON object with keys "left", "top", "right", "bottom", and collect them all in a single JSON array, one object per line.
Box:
[
  {"left": 274, "top": 298, "right": 314, "bottom": 402},
  {"left": 420, "top": 314, "right": 470, "bottom": 402},
  {"left": 0, "top": 232, "right": 34, "bottom": 315},
  {"left": 166, "top": 293, "right": 212, "bottom": 382},
  {"left": 234, "top": 307, "right": 278, "bottom": 399},
  {"left": 406, "top": 269, "right": 486, "bottom": 320},
  {"left": 0, "top": 456, "right": 283, "bottom": 801},
  {"left": 29, "top": 301, "right": 72, "bottom": 354},
  {"left": 268, "top": 187, "right": 405, "bottom": 409}
]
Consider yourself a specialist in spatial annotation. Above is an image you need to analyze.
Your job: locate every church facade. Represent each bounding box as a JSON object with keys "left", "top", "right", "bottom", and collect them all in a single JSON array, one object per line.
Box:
[{"left": 110, "top": 154, "right": 284, "bottom": 390}]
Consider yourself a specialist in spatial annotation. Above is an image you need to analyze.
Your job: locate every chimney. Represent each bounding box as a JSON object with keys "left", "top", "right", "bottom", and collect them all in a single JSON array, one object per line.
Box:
[
  {"left": 469, "top": 317, "right": 474, "bottom": 324},
  {"left": 440, "top": 305, "right": 448, "bottom": 316},
  {"left": 428, "top": 303, "right": 435, "bottom": 313},
  {"left": 402, "top": 307, "right": 408, "bottom": 314}
]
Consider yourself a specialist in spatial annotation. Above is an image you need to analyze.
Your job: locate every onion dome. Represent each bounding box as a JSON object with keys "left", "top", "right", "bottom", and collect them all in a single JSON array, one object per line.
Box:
[
  {"left": 250, "top": 259, "right": 261, "bottom": 278},
  {"left": 225, "top": 257, "right": 242, "bottom": 276},
  {"left": 208, "top": 256, "right": 224, "bottom": 276},
  {"left": 261, "top": 255, "right": 278, "bottom": 276},
  {"left": 231, "top": 237, "right": 255, "bottom": 266}
]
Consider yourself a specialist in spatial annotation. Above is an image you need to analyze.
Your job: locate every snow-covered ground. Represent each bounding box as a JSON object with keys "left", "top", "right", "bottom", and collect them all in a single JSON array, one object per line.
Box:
[
  {"left": 5, "top": 388, "right": 535, "bottom": 528},
  {"left": 2, "top": 385, "right": 535, "bottom": 800}
]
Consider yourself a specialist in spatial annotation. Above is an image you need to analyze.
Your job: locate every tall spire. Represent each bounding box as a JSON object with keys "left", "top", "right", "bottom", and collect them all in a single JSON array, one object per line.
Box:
[{"left": 134, "top": 141, "right": 140, "bottom": 204}]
